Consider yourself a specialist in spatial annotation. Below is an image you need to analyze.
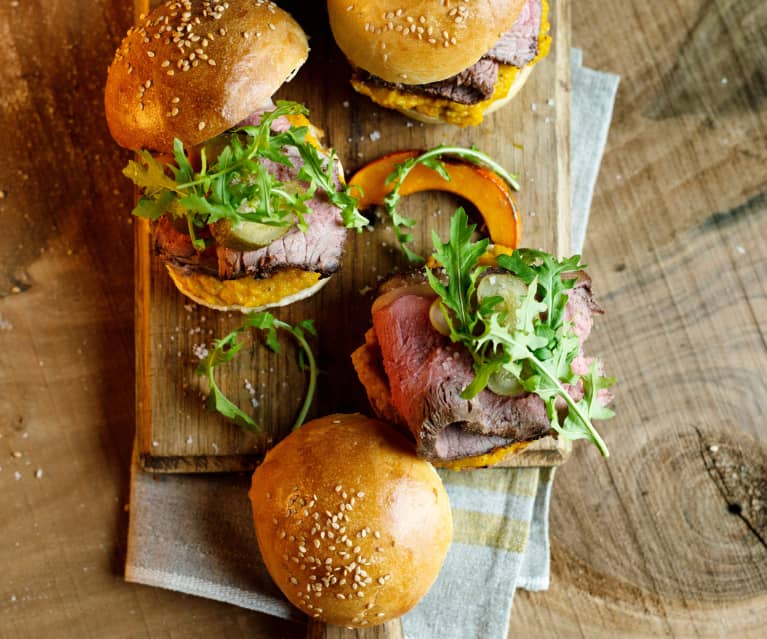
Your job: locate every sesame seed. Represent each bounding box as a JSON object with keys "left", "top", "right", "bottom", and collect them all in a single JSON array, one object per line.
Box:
[
  {"left": 378, "top": 577, "right": 385, "bottom": 585},
  {"left": 289, "top": 577, "right": 298, "bottom": 585},
  {"left": 198, "top": 121, "right": 206, "bottom": 131},
  {"left": 336, "top": 594, "right": 345, "bottom": 600},
  {"left": 147, "top": 51, "right": 155, "bottom": 57}
]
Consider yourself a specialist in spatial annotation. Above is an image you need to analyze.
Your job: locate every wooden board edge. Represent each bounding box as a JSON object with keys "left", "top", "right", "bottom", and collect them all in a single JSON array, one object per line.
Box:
[
  {"left": 135, "top": 215, "right": 154, "bottom": 460},
  {"left": 554, "top": 0, "right": 573, "bottom": 258},
  {"left": 140, "top": 452, "right": 262, "bottom": 474}
]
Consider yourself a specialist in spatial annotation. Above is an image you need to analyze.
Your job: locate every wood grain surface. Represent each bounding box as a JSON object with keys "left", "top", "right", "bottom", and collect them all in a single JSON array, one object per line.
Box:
[
  {"left": 1, "top": 1, "right": 766, "bottom": 638},
  {"left": 133, "top": 0, "right": 571, "bottom": 474}
]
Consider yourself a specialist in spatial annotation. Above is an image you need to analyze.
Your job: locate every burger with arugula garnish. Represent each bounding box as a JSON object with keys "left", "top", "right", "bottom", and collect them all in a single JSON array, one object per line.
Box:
[{"left": 105, "top": 0, "right": 366, "bottom": 312}]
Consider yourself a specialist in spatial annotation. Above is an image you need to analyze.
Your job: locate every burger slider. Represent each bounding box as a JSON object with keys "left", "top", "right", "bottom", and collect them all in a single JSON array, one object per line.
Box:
[
  {"left": 105, "top": 0, "right": 365, "bottom": 312},
  {"left": 352, "top": 210, "right": 615, "bottom": 469},
  {"left": 327, "top": 0, "right": 551, "bottom": 126}
]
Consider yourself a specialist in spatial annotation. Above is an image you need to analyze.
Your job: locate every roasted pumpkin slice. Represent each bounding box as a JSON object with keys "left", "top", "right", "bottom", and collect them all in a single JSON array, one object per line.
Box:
[{"left": 349, "top": 150, "right": 521, "bottom": 250}]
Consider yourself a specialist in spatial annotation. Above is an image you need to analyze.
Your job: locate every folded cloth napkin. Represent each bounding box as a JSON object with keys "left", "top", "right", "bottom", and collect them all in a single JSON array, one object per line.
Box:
[{"left": 125, "top": 51, "right": 619, "bottom": 639}]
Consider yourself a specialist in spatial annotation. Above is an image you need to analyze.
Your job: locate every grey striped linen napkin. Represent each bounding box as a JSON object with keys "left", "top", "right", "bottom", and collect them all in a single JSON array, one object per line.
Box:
[{"left": 125, "top": 50, "right": 619, "bottom": 639}]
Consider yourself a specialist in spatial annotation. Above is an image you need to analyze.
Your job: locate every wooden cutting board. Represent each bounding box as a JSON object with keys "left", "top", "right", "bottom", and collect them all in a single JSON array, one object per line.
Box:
[{"left": 134, "top": 0, "right": 571, "bottom": 474}]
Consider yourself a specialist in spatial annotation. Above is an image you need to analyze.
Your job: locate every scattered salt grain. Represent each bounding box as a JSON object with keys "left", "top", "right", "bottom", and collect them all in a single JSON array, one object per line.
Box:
[
  {"left": 35, "top": 469, "right": 43, "bottom": 479},
  {"left": 244, "top": 379, "right": 259, "bottom": 408},
  {"left": 14, "top": 471, "right": 21, "bottom": 481},
  {"left": 369, "top": 130, "right": 381, "bottom": 141},
  {"left": 709, "top": 444, "right": 719, "bottom": 453},
  {"left": 0, "top": 314, "right": 13, "bottom": 331},
  {"left": 152, "top": 440, "right": 159, "bottom": 448},
  {"left": 720, "top": 77, "right": 728, "bottom": 85},
  {"left": 547, "top": 98, "right": 555, "bottom": 106},
  {"left": 193, "top": 343, "right": 210, "bottom": 360},
  {"left": 186, "top": 436, "right": 193, "bottom": 445},
  {"left": 735, "top": 245, "right": 746, "bottom": 255},
  {"left": 531, "top": 102, "right": 537, "bottom": 112},
  {"left": 342, "top": 100, "right": 350, "bottom": 108}
]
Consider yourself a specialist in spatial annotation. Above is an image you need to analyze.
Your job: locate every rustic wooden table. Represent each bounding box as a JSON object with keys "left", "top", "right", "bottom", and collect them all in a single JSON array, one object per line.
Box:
[{"left": 1, "top": 1, "right": 765, "bottom": 638}]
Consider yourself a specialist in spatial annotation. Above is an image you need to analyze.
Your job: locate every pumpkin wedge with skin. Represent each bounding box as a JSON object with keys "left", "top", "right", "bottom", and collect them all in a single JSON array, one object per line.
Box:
[{"left": 349, "top": 150, "right": 521, "bottom": 249}]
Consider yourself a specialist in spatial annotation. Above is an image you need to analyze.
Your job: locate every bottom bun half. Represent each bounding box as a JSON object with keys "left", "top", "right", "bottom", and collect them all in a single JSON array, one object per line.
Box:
[{"left": 165, "top": 264, "right": 330, "bottom": 313}]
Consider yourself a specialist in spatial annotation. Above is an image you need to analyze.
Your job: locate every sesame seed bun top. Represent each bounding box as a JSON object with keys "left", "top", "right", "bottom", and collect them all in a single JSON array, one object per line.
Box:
[
  {"left": 249, "top": 413, "right": 452, "bottom": 627},
  {"left": 105, "top": 0, "right": 309, "bottom": 153},
  {"left": 327, "top": 0, "right": 526, "bottom": 85}
]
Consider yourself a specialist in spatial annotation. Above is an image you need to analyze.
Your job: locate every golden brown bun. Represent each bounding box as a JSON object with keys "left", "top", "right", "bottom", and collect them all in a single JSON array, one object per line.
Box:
[
  {"left": 327, "top": 0, "right": 525, "bottom": 84},
  {"left": 105, "top": 0, "right": 308, "bottom": 153},
  {"left": 249, "top": 414, "right": 452, "bottom": 626}
]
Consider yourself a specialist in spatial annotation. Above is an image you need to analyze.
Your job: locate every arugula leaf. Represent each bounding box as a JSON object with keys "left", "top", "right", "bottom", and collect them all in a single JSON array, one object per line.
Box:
[
  {"left": 195, "top": 312, "right": 318, "bottom": 433},
  {"left": 124, "top": 101, "right": 366, "bottom": 243},
  {"left": 426, "top": 210, "right": 615, "bottom": 456},
  {"left": 382, "top": 145, "right": 520, "bottom": 261},
  {"left": 123, "top": 151, "right": 178, "bottom": 195},
  {"left": 426, "top": 208, "right": 488, "bottom": 337}
]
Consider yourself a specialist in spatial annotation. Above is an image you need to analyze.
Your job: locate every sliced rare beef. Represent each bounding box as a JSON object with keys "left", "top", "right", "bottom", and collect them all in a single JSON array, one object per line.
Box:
[
  {"left": 416, "top": 58, "right": 499, "bottom": 104},
  {"left": 484, "top": 0, "right": 544, "bottom": 67},
  {"left": 153, "top": 120, "right": 347, "bottom": 280},
  {"left": 356, "top": 268, "right": 603, "bottom": 462},
  {"left": 355, "top": 57, "right": 499, "bottom": 106}
]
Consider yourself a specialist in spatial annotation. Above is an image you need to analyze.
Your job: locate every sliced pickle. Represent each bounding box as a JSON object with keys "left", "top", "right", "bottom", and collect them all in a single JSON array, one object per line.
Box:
[
  {"left": 211, "top": 219, "right": 290, "bottom": 251},
  {"left": 477, "top": 272, "right": 528, "bottom": 327},
  {"left": 487, "top": 368, "right": 523, "bottom": 397},
  {"left": 429, "top": 297, "right": 451, "bottom": 336}
]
